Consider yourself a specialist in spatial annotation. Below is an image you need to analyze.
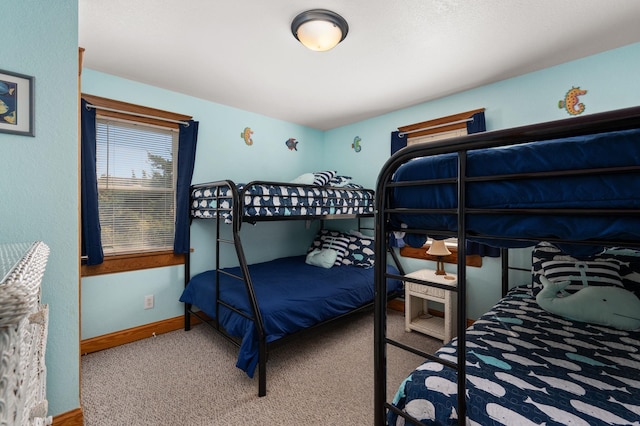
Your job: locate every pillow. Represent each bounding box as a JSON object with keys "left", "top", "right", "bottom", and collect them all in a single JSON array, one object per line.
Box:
[
  {"left": 531, "top": 242, "right": 577, "bottom": 295},
  {"left": 321, "top": 235, "right": 350, "bottom": 265},
  {"left": 531, "top": 242, "right": 640, "bottom": 296},
  {"left": 536, "top": 275, "right": 640, "bottom": 330},
  {"left": 348, "top": 229, "right": 371, "bottom": 239},
  {"left": 290, "top": 173, "right": 315, "bottom": 185},
  {"left": 341, "top": 183, "right": 364, "bottom": 189},
  {"left": 541, "top": 259, "right": 623, "bottom": 295},
  {"left": 308, "top": 229, "right": 349, "bottom": 266},
  {"left": 601, "top": 247, "right": 640, "bottom": 296},
  {"left": 343, "top": 233, "right": 375, "bottom": 268},
  {"left": 312, "top": 170, "right": 337, "bottom": 186},
  {"left": 305, "top": 248, "right": 338, "bottom": 269},
  {"left": 328, "top": 175, "right": 351, "bottom": 187}
]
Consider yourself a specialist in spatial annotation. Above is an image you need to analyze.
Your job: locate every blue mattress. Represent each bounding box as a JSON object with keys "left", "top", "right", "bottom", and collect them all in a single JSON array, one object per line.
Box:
[
  {"left": 180, "top": 255, "right": 403, "bottom": 377},
  {"left": 391, "top": 128, "right": 640, "bottom": 247},
  {"left": 390, "top": 286, "right": 640, "bottom": 426}
]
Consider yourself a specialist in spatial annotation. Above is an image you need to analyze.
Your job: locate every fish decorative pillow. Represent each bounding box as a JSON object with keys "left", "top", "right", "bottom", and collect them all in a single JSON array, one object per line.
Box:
[
  {"left": 305, "top": 248, "right": 338, "bottom": 269},
  {"left": 536, "top": 275, "right": 640, "bottom": 330}
]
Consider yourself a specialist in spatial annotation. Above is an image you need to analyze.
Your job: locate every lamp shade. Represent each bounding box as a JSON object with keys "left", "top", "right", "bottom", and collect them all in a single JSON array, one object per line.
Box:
[
  {"left": 291, "top": 9, "right": 348, "bottom": 52},
  {"left": 427, "top": 240, "right": 451, "bottom": 257}
]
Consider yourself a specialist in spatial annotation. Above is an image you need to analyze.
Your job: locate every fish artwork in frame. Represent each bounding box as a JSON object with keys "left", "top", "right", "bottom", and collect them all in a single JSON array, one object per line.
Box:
[{"left": 0, "top": 69, "right": 35, "bottom": 137}]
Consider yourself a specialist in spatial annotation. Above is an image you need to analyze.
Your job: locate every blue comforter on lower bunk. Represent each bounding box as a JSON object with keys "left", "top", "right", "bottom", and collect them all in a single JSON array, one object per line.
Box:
[
  {"left": 392, "top": 128, "right": 640, "bottom": 247},
  {"left": 180, "top": 255, "right": 403, "bottom": 378},
  {"left": 390, "top": 286, "right": 640, "bottom": 426}
]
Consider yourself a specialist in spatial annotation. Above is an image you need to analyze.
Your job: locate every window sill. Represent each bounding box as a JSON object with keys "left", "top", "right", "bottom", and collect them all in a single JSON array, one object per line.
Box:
[
  {"left": 81, "top": 250, "right": 186, "bottom": 277},
  {"left": 400, "top": 244, "right": 482, "bottom": 268}
]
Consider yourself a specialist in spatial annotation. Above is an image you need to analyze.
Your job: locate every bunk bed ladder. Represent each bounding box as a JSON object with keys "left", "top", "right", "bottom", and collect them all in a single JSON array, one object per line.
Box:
[
  {"left": 185, "top": 180, "right": 269, "bottom": 396},
  {"left": 223, "top": 181, "right": 269, "bottom": 397}
]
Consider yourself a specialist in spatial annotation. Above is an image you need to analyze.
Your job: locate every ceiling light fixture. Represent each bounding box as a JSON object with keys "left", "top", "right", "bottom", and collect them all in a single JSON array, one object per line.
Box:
[{"left": 291, "top": 9, "right": 349, "bottom": 52}]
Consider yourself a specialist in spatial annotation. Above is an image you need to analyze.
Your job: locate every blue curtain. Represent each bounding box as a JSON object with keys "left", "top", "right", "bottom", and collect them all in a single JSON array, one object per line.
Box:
[
  {"left": 173, "top": 120, "right": 199, "bottom": 254},
  {"left": 390, "top": 130, "right": 405, "bottom": 155},
  {"left": 80, "top": 98, "right": 104, "bottom": 265},
  {"left": 466, "top": 111, "right": 486, "bottom": 134},
  {"left": 466, "top": 241, "right": 500, "bottom": 257}
]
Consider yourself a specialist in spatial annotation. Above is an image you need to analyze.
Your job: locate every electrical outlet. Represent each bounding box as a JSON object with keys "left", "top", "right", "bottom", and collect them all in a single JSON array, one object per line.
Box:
[{"left": 144, "top": 294, "right": 154, "bottom": 310}]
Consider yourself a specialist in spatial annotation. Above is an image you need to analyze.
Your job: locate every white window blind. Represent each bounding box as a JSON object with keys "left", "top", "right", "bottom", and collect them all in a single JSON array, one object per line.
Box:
[
  {"left": 96, "top": 118, "right": 178, "bottom": 255},
  {"left": 407, "top": 128, "right": 468, "bottom": 146}
]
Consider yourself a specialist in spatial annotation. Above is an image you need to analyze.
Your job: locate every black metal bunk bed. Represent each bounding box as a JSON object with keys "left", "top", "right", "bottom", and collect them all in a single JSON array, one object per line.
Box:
[
  {"left": 374, "top": 106, "right": 640, "bottom": 425},
  {"left": 181, "top": 179, "right": 404, "bottom": 397}
]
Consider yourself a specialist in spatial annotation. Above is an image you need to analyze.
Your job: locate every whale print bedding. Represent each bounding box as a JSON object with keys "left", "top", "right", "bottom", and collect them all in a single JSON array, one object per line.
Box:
[
  {"left": 191, "top": 181, "right": 374, "bottom": 222},
  {"left": 389, "top": 286, "right": 640, "bottom": 426}
]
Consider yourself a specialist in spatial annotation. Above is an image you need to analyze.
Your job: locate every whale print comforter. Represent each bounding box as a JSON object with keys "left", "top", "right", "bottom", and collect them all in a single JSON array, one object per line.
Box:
[
  {"left": 390, "top": 286, "right": 640, "bottom": 426},
  {"left": 191, "top": 181, "right": 374, "bottom": 222}
]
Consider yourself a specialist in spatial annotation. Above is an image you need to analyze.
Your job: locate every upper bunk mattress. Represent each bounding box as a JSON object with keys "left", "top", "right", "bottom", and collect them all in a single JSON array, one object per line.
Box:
[
  {"left": 391, "top": 128, "right": 640, "bottom": 245},
  {"left": 191, "top": 181, "right": 374, "bottom": 222}
]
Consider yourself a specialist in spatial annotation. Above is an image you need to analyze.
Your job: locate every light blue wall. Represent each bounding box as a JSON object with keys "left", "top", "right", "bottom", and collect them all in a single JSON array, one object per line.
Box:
[
  {"left": 0, "top": 0, "right": 79, "bottom": 417},
  {"left": 82, "top": 41, "right": 640, "bottom": 332},
  {"left": 81, "top": 70, "right": 327, "bottom": 339},
  {"left": 323, "top": 41, "right": 640, "bottom": 318}
]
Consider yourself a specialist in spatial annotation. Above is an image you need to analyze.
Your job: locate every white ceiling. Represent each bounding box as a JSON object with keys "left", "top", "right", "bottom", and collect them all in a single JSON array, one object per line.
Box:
[{"left": 79, "top": 1, "right": 640, "bottom": 130}]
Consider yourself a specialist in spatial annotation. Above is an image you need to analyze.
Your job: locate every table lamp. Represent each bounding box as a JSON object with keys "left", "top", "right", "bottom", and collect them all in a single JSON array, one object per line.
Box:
[{"left": 427, "top": 239, "right": 451, "bottom": 276}]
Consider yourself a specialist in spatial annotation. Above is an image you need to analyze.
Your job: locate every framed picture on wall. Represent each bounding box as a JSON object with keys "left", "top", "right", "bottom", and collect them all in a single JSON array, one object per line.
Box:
[{"left": 0, "top": 69, "right": 34, "bottom": 137}]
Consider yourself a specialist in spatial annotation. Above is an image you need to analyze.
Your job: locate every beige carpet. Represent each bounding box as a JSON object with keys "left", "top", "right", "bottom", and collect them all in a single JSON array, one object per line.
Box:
[{"left": 81, "top": 309, "right": 441, "bottom": 425}]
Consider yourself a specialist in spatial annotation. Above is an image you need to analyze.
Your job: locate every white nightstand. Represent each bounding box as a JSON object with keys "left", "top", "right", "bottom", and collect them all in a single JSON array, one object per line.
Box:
[{"left": 404, "top": 269, "right": 457, "bottom": 342}]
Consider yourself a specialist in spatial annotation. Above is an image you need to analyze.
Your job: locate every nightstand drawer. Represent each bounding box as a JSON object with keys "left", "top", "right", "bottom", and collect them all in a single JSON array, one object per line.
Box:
[{"left": 407, "top": 282, "right": 445, "bottom": 299}]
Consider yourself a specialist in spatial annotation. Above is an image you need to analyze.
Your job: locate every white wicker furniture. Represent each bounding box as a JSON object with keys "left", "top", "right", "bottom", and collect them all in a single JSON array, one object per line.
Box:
[
  {"left": 0, "top": 242, "right": 51, "bottom": 426},
  {"left": 404, "top": 269, "right": 457, "bottom": 342}
]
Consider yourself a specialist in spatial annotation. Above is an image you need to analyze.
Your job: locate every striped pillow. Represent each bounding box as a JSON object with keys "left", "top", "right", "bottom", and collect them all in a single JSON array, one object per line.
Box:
[
  {"left": 531, "top": 242, "right": 573, "bottom": 295},
  {"left": 601, "top": 247, "right": 640, "bottom": 296},
  {"left": 328, "top": 175, "right": 351, "bottom": 187},
  {"left": 541, "top": 260, "right": 623, "bottom": 294},
  {"left": 312, "top": 170, "right": 337, "bottom": 186},
  {"left": 320, "top": 235, "right": 350, "bottom": 266},
  {"left": 308, "top": 229, "right": 349, "bottom": 266}
]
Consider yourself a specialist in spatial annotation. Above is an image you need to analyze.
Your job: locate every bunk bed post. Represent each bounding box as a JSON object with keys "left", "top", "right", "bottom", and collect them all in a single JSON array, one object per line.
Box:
[
  {"left": 373, "top": 174, "right": 390, "bottom": 426},
  {"left": 501, "top": 248, "right": 509, "bottom": 297},
  {"left": 456, "top": 151, "right": 468, "bottom": 423},
  {"left": 184, "top": 248, "right": 192, "bottom": 331}
]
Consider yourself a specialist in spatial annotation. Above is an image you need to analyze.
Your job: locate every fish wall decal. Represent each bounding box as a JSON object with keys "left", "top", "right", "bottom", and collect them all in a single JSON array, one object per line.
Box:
[{"left": 285, "top": 138, "right": 298, "bottom": 151}]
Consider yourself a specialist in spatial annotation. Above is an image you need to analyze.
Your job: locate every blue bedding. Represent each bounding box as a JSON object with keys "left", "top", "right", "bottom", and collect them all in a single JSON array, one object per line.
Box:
[
  {"left": 390, "top": 286, "right": 640, "bottom": 426},
  {"left": 180, "top": 255, "right": 403, "bottom": 377},
  {"left": 191, "top": 181, "right": 374, "bottom": 222},
  {"left": 392, "top": 128, "right": 640, "bottom": 247}
]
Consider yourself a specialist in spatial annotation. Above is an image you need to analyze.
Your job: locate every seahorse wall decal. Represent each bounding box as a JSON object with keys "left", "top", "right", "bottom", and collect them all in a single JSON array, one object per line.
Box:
[
  {"left": 352, "top": 136, "right": 362, "bottom": 152},
  {"left": 241, "top": 127, "right": 253, "bottom": 145},
  {"left": 558, "top": 86, "right": 587, "bottom": 116}
]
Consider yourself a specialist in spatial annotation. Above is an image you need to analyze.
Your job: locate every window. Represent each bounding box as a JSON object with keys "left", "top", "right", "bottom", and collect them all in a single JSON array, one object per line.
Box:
[
  {"left": 395, "top": 108, "right": 486, "bottom": 265},
  {"left": 81, "top": 94, "right": 193, "bottom": 276},
  {"left": 96, "top": 118, "right": 178, "bottom": 255},
  {"left": 407, "top": 128, "right": 469, "bottom": 146},
  {"left": 397, "top": 108, "right": 485, "bottom": 145}
]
